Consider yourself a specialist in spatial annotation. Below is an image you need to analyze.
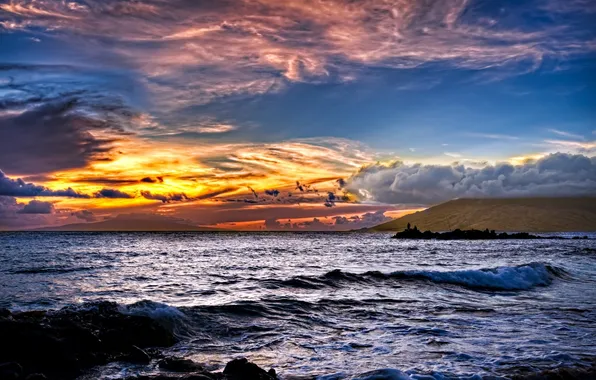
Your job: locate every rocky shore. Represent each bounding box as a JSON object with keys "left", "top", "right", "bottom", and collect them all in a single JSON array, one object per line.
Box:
[
  {"left": 1, "top": 301, "right": 595, "bottom": 380},
  {"left": 0, "top": 302, "right": 276, "bottom": 380},
  {"left": 391, "top": 225, "right": 589, "bottom": 240}
]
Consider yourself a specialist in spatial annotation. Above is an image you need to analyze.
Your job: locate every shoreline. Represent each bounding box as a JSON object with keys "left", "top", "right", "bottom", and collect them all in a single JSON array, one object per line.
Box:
[{"left": 2, "top": 301, "right": 595, "bottom": 380}]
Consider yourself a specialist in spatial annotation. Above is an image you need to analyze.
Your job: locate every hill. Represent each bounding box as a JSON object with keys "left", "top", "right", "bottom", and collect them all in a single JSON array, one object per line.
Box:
[
  {"left": 370, "top": 197, "right": 596, "bottom": 232},
  {"left": 34, "top": 214, "right": 224, "bottom": 232}
]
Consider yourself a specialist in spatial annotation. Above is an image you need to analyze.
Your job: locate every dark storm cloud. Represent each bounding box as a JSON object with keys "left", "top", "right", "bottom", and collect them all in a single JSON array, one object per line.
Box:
[
  {"left": 345, "top": 153, "right": 596, "bottom": 205},
  {"left": 18, "top": 200, "right": 54, "bottom": 214},
  {"left": 93, "top": 188, "right": 134, "bottom": 199},
  {"left": 0, "top": 170, "right": 90, "bottom": 198},
  {"left": 0, "top": 64, "right": 137, "bottom": 176},
  {"left": 0, "top": 98, "right": 135, "bottom": 175}
]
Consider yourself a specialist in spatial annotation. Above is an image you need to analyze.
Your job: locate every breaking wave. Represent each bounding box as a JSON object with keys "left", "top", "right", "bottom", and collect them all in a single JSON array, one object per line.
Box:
[{"left": 265, "top": 263, "right": 568, "bottom": 291}]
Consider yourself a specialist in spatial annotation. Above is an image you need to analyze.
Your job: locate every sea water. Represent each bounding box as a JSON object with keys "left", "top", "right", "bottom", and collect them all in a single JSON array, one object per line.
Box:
[{"left": 1, "top": 232, "right": 595, "bottom": 379}]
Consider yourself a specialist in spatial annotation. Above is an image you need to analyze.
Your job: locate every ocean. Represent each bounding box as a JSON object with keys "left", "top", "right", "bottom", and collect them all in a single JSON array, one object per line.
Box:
[{"left": 1, "top": 232, "right": 595, "bottom": 379}]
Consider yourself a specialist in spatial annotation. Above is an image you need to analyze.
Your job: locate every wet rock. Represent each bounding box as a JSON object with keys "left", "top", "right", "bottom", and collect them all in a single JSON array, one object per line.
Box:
[
  {"left": 392, "top": 227, "right": 555, "bottom": 240},
  {"left": 0, "top": 301, "right": 177, "bottom": 379},
  {"left": 25, "top": 374, "right": 48, "bottom": 380},
  {"left": 182, "top": 375, "right": 217, "bottom": 380},
  {"left": 0, "top": 362, "right": 22, "bottom": 379},
  {"left": 158, "top": 357, "right": 204, "bottom": 372},
  {"left": 124, "top": 345, "right": 152, "bottom": 364},
  {"left": 127, "top": 375, "right": 215, "bottom": 380},
  {"left": 0, "top": 308, "right": 11, "bottom": 319},
  {"left": 223, "top": 358, "right": 277, "bottom": 380}
]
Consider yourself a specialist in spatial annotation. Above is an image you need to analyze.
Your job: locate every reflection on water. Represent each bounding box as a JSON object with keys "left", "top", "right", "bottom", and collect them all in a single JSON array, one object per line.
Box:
[{"left": 1, "top": 232, "right": 595, "bottom": 378}]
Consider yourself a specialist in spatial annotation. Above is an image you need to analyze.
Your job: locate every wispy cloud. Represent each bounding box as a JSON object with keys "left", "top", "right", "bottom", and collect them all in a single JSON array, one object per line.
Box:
[
  {"left": 466, "top": 133, "right": 521, "bottom": 141},
  {"left": 547, "top": 128, "right": 585, "bottom": 140},
  {"left": 1, "top": 0, "right": 593, "bottom": 110},
  {"left": 444, "top": 152, "right": 462, "bottom": 158},
  {"left": 544, "top": 139, "right": 596, "bottom": 153}
]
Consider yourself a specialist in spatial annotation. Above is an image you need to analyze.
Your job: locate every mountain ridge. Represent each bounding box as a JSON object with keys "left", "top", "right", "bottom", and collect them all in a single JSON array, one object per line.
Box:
[{"left": 31, "top": 214, "right": 225, "bottom": 232}]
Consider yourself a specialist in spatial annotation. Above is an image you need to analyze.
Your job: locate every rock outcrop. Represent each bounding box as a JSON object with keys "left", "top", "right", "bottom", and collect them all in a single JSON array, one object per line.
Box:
[{"left": 0, "top": 302, "right": 277, "bottom": 380}]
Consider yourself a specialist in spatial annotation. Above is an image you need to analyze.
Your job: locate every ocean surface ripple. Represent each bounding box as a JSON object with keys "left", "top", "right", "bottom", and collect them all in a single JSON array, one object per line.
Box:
[{"left": 1, "top": 232, "right": 595, "bottom": 379}]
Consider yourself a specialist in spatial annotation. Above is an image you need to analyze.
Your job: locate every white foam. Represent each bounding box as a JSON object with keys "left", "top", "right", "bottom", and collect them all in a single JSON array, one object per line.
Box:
[
  {"left": 119, "top": 300, "right": 189, "bottom": 334},
  {"left": 393, "top": 262, "right": 556, "bottom": 290}
]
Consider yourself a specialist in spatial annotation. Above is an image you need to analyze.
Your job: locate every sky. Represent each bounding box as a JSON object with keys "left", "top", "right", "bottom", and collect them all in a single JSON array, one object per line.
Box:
[{"left": 0, "top": 0, "right": 595, "bottom": 230}]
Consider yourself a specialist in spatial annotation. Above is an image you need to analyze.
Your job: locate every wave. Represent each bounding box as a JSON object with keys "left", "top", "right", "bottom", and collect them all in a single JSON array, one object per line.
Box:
[
  {"left": 119, "top": 300, "right": 192, "bottom": 337},
  {"left": 11, "top": 265, "right": 96, "bottom": 274},
  {"left": 388, "top": 262, "right": 564, "bottom": 291},
  {"left": 266, "top": 263, "right": 567, "bottom": 291},
  {"left": 348, "top": 365, "right": 596, "bottom": 380}
]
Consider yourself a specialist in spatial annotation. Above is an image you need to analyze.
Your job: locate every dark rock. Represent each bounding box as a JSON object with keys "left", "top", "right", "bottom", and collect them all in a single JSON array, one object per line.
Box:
[
  {"left": 223, "top": 358, "right": 277, "bottom": 380},
  {"left": 25, "top": 374, "right": 48, "bottom": 380},
  {"left": 0, "top": 362, "right": 22, "bottom": 379},
  {"left": 158, "top": 357, "right": 204, "bottom": 372},
  {"left": 0, "top": 301, "right": 177, "bottom": 379},
  {"left": 123, "top": 374, "right": 216, "bottom": 380},
  {"left": 391, "top": 226, "right": 559, "bottom": 240},
  {"left": 181, "top": 375, "right": 216, "bottom": 380},
  {"left": 124, "top": 345, "right": 152, "bottom": 364},
  {"left": 0, "top": 308, "right": 11, "bottom": 319}
]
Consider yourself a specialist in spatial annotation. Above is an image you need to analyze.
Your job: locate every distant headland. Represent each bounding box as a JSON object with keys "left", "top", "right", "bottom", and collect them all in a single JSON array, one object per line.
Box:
[{"left": 371, "top": 197, "right": 596, "bottom": 233}]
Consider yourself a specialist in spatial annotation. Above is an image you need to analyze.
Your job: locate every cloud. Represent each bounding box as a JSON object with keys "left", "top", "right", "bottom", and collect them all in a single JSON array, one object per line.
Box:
[
  {"left": 265, "top": 189, "right": 280, "bottom": 197},
  {"left": 194, "top": 124, "right": 238, "bottom": 134},
  {"left": 264, "top": 210, "right": 392, "bottom": 231},
  {"left": 94, "top": 188, "right": 134, "bottom": 199},
  {"left": 140, "top": 191, "right": 188, "bottom": 203},
  {"left": 248, "top": 187, "right": 259, "bottom": 199},
  {"left": 333, "top": 210, "right": 392, "bottom": 229},
  {"left": 0, "top": 65, "right": 136, "bottom": 175},
  {"left": 345, "top": 153, "right": 596, "bottom": 205},
  {"left": 1, "top": 0, "right": 593, "bottom": 110},
  {"left": 444, "top": 152, "right": 462, "bottom": 158},
  {"left": 140, "top": 177, "right": 164, "bottom": 183},
  {"left": 0, "top": 196, "right": 55, "bottom": 228},
  {"left": 18, "top": 200, "right": 54, "bottom": 214},
  {"left": 547, "top": 129, "right": 585, "bottom": 141},
  {"left": 465, "top": 133, "right": 520, "bottom": 141},
  {"left": 71, "top": 210, "right": 97, "bottom": 222},
  {"left": 544, "top": 140, "right": 596, "bottom": 156},
  {"left": 0, "top": 170, "right": 89, "bottom": 198}
]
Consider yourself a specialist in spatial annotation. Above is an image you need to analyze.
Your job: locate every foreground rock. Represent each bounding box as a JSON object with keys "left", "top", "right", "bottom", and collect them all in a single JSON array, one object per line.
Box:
[
  {"left": 0, "top": 301, "right": 176, "bottom": 379},
  {"left": 391, "top": 225, "right": 587, "bottom": 240},
  {"left": 0, "top": 302, "right": 278, "bottom": 380}
]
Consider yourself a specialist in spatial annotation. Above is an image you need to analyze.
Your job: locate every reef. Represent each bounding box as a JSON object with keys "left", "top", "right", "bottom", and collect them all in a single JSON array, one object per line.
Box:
[{"left": 0, "top": 302, "right": 277, "bottom": 380}]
